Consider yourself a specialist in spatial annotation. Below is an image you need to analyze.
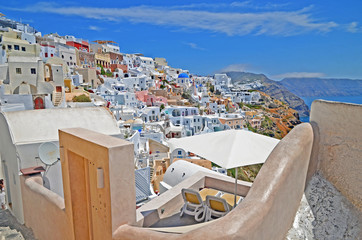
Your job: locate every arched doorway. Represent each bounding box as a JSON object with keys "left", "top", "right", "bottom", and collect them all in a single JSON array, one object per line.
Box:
[{"left": 34, "top": 97, "right": 45, "bottom": 109}]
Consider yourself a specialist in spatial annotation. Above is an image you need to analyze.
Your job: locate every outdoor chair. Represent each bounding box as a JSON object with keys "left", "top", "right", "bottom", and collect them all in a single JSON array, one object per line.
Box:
[
  {"left": 180, "top": 188, "right": 207, "bottom": 222},
  {"left": 199, "top": 188, "right": 221, "bottom": 201},
  {"left": 220, "top": 193, "right": 243, "bottom": 207},
  {"left": 205, "top": 195, "right": 231, "bottom": 222}
]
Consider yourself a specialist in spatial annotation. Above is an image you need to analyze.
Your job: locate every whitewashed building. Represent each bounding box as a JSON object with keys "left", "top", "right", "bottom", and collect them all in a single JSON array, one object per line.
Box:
[{"left": 141, "top": 106, "right": 161, "bottom": 123}]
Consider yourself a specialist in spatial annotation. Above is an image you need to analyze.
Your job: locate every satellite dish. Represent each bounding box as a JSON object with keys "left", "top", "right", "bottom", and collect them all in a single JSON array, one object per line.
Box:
[{"left": 38, "top": 142, "right": 60, "bottom": 166}]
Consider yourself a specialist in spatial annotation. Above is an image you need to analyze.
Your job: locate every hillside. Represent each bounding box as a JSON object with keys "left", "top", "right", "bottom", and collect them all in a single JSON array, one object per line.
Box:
[
  {"left": 240, "top": 91, "right": 301, "bottom": 140},
  {"left": 222, "top": 71, "right": 310, "bottom": 117},
  {"left": 280, "top": 78, "right": 362, "bottom": 97}
]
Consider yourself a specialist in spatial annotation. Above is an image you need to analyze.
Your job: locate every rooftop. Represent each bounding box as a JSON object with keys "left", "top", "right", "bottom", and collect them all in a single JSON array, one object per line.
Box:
[{"left": 0, "top": 107, "right": 120, "bottom": 144}]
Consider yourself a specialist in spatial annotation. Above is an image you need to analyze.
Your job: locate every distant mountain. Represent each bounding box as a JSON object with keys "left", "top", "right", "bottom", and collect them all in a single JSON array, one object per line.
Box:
[
  {"left": 222, "top": 71, "right": 310, "bottom": 117},
  {"left": 224, "top": 72, "right": 266, "bottom": 84},
  {"left": 280, "top": 78, "right": 362, "bottom": 97}
]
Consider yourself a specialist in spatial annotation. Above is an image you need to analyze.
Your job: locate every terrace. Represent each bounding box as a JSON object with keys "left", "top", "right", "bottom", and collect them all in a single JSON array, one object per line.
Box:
[{"left": 136, "top": 171, "right": 251, "bottom": 231}]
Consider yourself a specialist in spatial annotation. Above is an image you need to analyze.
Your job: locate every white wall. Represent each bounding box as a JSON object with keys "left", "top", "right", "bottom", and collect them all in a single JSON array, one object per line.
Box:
[{"left": 0, "top": 114, "right": 24, "bottom": 223}]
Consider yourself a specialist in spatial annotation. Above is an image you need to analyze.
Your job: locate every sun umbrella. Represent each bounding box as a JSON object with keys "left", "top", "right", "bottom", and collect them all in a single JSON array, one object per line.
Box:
[{"left": 168, "top": 129, "right": 280, "bottom": 207}]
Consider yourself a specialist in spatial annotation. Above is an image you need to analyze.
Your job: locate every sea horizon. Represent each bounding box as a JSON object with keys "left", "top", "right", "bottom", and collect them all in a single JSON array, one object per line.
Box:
[{"left": 300, "top": 95, "right": 362, "bottom": 122}]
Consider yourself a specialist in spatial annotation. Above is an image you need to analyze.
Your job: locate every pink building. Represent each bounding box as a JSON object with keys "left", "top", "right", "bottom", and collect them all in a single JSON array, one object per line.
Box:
[
  {"left": 136, "top": 91, "right": 168, "bottom": 107},
  {"left": 135, "top": 90, "right": 148, "bottom": 102}
]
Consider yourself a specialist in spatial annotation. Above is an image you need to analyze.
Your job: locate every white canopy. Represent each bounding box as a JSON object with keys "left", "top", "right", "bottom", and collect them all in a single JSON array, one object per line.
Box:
[{"left": 167, "top": 130, "right": 280, "bottom": 169}]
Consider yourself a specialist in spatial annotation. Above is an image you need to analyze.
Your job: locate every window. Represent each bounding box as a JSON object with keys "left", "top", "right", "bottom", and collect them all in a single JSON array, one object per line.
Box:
[
  {"left": 45, "top": 53, "right": 48, "bottom": 58},
  {"left": 14, "top": 45, "right": 19, "bottom": 50},
  {"left": 62, "top": 55, "right": 64, "bottom": 59},
  {"left": 31, "top": 68, "right": 36, "bottom": 74},
  {"left": 16, "top": 68, "right": 22, "bottom": 74},
  {"left": 8, "top": 45, "right": 12, "bottom": 50},
  {"left": 21, "top": 47, "right": 26, "bottom": 51},
  {"left": 70, "top": 56, "right": 72, "bottom": 60}
]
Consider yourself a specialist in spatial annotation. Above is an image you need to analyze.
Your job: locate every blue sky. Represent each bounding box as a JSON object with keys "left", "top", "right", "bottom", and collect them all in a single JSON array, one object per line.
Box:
[{"left": 1, "top": 0, "right": 362, "bottom": 79}]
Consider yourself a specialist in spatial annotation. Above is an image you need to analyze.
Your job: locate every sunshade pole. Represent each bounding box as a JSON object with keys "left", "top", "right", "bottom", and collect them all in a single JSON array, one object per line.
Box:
[{"left": 234, "top": 167, "right": 238, "bottom": 208}]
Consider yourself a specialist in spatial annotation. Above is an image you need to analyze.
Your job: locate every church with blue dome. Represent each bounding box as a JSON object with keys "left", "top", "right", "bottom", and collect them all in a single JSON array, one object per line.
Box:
[
  {"left": 176, "top": 72, "right": 191, "bottom": 86},
  {"left": 178, "top": 73, "right": 189, "bottom": 78}
]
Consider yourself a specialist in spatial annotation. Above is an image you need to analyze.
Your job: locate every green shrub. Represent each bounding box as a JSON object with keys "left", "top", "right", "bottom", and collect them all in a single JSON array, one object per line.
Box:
[{"left": 73, "top": 94, "right": 91, "bottom": 102}]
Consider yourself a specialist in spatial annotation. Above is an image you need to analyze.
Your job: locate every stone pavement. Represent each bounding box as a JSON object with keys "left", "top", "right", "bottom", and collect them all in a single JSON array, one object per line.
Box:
[{"left": 0, "top": 210, "right": 35, "bottom": 240}]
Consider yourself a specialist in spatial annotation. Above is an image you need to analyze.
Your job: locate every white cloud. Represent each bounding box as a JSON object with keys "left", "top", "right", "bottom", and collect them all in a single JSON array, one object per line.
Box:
[
  {"left": 346, "top": 22, "right": 361, "bottom": 33},
  {"left": 88, "top": 25, "right": 101, "bottom": 31},
  {"left": 272, "top": 72, "right": 326, "bottom": 80},
  {"left": 183, "top": 42, "right": 205, "bottom": 50},
  {"left": 13, "top": 2, "right": 340, "bottom": 36},
  {"left": 219, "top": 63, "right": 250, "bottom": 72}
]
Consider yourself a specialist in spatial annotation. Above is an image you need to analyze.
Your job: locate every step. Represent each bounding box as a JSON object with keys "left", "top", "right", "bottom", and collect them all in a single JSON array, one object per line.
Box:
[{"left": 0, "top": 227, "right": 24, "bottom": 240}]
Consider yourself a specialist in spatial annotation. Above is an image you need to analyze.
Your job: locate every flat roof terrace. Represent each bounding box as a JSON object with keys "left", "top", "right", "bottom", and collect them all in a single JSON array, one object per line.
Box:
[{"left": 135, "top": 171, "right": 252, "bottom": 232}]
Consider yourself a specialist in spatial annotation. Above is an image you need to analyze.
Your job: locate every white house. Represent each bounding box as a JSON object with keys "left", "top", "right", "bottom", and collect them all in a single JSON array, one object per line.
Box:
[
  {"left": 138, "top": 56, "right": 155, "bottom": 70},
  {"left": 39, "top": 41, "right": 56, "bottom": 62},
  {"left": 54, "top": 43, "right": 76, "bottom": 69},
  {"left": 163, "top": 106, "right": 199, "bottom": 126},
  {"left": 182, "top": 115, "right": 204, "bottom": 136},
  {"left": 214, "top": 73, "right": 231, "bottom": 93},
  {"left": 141, "top": 106, "right": 161, "bottom": 123},
  {"left": 123, "top": 76, "right": 147, "bottom": 91}
]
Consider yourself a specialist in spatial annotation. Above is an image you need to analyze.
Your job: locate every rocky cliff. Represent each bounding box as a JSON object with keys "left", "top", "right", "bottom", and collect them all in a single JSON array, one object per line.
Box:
[
  {"left": 223, "top": 71, "right": 310, "bottom": 117},
  {"left": 241, "top": 91, "right": 301, "bottom": 139}
]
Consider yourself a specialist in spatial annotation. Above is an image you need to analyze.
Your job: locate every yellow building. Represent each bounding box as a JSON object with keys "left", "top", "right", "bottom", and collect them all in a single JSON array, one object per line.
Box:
[
  {"left": 95, "top": 52, "right": 111, "bottom": 68},
  {"left": 0, "top": 28, "right": 40, "bottom": 58},
  {"left": 219, "top": 117, "right": 244, "bottom": 129}
]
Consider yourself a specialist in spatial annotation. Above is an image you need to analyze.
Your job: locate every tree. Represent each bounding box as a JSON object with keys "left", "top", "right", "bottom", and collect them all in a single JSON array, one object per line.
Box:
[
  {"left": 105, "top": 70, "right": 113, "bottom": 77},
  {"left": 209, "top": 84, "right": 214, "bottom": 93}
]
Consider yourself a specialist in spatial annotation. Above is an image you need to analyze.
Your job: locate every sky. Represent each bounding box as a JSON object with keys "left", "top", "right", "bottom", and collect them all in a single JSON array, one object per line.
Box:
[{"left": 1, "top": 0, "right": 362, "bottom": 80}]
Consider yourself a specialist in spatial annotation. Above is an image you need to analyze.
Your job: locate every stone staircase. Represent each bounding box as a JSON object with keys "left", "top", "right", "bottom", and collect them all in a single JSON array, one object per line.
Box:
[
  {"left": 52, "top": 91, "right": 63, "bottom": 107},
  {"left": 0, "top": 227, "right": 24, "bottom": 240},
  {"left": 150, "top": 167, "right": 154, "bottom": 182},
  {"left": 0, "top": 210, "right": 35, "bottom": 240}
]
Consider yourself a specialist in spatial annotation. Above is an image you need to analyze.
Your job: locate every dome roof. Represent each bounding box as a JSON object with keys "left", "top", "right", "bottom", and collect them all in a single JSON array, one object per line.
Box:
[{"left": 178, "top": 73, "right": 189, "bottom": 78}]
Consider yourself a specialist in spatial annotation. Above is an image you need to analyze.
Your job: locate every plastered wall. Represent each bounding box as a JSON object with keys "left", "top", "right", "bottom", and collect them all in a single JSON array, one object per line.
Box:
[{"left": 310, "top": 100, "right": 362, "bottom": 211}]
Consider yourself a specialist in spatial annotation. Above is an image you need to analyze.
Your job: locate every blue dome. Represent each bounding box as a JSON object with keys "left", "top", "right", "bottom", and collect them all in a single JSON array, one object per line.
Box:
[{"left": 178, "top": 73, "right": 189, "bottom": 78}]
